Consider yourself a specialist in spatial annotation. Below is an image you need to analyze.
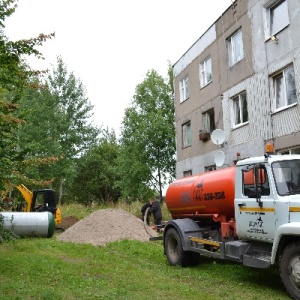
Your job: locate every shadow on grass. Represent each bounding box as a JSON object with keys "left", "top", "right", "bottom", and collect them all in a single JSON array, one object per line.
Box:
[{"left": 191, "top": 255, "right": 287, "bottom": 296}]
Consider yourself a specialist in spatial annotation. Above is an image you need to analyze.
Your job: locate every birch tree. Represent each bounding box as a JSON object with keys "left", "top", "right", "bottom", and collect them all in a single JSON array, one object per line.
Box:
[{"left": 118, "top": 67, "right": 176, "bottom": 201}]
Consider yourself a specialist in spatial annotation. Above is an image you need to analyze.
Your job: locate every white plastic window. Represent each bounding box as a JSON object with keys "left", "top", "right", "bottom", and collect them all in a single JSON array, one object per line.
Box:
[
  {"left": 273, "top": 65, "right": 297, "bottom": 110},
  {"left": 227, "top": 29, "right": 244, "bottom": 66},
  {"left": 179, "top": 76, "right": 189, "bottom": 103},
  {"left": 200, "top": 57, "right": 212, "bottom": 87},
  {"left": 232, "top": 91, "right": 248, "bottom": 127}
]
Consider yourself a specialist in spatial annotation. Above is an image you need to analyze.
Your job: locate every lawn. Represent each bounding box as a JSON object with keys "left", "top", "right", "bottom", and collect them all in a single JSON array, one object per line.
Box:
[
  {"left": 0, "top": 236, "right": 290, "bottom": 300},
  {"left": 0, "top": 203, "right": 291, "bottom": 300}
]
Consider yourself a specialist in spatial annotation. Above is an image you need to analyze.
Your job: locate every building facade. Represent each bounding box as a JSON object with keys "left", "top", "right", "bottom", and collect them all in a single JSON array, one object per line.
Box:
[{"left": 173, "top": 0, "right": 300, "bottom": 178}]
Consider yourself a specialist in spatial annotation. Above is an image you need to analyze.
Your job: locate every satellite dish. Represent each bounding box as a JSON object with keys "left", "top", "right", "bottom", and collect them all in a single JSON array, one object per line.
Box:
[
  {"left": 211, "top": 129, "right": 225, "bottom": 145},
  {"left": 214, "top": 150, "right": 225, "bottom": 167}
]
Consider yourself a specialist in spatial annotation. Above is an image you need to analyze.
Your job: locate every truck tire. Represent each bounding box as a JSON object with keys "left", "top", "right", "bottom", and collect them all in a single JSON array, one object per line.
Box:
[
  {"left": 280, "top": 241, "right": 300, "bottom": 300},
  {"left": 165, "top": 228, "right": 199, "bottom": 267}
]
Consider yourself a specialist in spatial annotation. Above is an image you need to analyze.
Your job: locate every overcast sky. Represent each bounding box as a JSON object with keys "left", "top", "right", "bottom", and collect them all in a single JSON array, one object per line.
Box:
[{"left": 4, "top": 0, "right": 232, "bottom": 137}]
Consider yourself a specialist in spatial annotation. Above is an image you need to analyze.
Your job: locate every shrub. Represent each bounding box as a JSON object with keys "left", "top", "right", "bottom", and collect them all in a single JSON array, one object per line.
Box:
[{"left": 0, "top": 214, "right": 19, "bottom": 243}]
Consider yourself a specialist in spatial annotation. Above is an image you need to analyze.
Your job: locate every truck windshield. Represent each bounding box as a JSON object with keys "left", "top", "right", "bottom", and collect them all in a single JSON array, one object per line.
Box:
[{"left": 272, "top": 160, "right": 300, "bottom": 196}]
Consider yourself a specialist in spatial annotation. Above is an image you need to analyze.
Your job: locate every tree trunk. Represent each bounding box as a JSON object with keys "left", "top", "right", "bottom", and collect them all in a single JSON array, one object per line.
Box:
[
  {"left": 156, "top": 148, "right": 163, "bottom": 203},
  {"left": 58, "top": 178, "right": 64, "bottom": 205}
]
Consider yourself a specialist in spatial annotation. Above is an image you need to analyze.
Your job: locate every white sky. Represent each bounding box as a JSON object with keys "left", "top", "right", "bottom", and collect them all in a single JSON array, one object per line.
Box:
[{"left": 4, "top": 0, "right": 232, "bottom": 137}]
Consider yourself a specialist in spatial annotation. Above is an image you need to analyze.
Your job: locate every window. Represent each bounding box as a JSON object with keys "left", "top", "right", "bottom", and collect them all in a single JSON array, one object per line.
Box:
[
  {"left": 200, "top": 57, "right": 212, "bottom": 87},
  {"left": 272, "top": 160, "right": 300, "bottom": 196},
  {"left": 205, "top": 165, "right": 216, "bottom": 172},
  {"left": 268, "top": 0, "right": 289, "bottom": 37},
  {"left": 183, "top": 170, "right": 192, "bottom": 177},
  {"left": 232, "top": 91, "right": 248, "bottom": 127},
  {"left": 273, "top": 65, "right": 297, "bottom": 110},
  {"left": 243, "top": 165, "right": 270, "bottom": 197},
  {"left": 227, "top": 29, "right": 244, "bottom": 66},
  {"left": 203, "top": 109, "right": 215, "bottom": 133},
  {"left": 182, "top": 121, "right": 191, "bottom": 148},
  {"left": 279, "top": 147, "right": 300, "bottom": 155},
  {"left": 179, "top": 76, "right": 189, "bottom": 103}
]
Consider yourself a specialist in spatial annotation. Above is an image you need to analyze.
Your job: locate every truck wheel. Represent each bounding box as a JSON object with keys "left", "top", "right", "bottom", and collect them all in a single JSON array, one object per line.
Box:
[
  {"left": 165, "top": 228, "right": 199, "bottom": 267},
  {"left": 280, "top": 241, "right": 300, "bottom": 300}
]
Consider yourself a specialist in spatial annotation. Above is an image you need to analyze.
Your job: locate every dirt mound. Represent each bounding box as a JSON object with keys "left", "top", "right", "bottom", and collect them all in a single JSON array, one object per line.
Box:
[
  {"left": 57, "top": 208, "right": 158, "bottom": 246},
  {"left": 60, "top": 215, "right": 79, "bottom": 230}
]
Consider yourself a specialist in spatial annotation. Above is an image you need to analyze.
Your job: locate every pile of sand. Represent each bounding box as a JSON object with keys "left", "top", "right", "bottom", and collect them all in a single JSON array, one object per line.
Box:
[{"left": 57, "top": 208, "right": 158, "bottom": 246}]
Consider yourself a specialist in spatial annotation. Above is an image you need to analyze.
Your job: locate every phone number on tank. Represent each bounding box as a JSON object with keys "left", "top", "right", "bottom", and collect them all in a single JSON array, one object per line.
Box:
[{"left": 203, "top": 192, "right": 225, "bottom": 200}]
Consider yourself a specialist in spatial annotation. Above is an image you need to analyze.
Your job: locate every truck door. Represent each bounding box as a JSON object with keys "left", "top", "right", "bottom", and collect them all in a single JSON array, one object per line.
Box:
[{"left": 235, "top": 164, "right": 276, "bottom": 241}]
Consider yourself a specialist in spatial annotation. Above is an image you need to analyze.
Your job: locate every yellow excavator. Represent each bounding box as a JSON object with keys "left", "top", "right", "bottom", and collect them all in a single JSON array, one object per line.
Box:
[{"left": 12, "top": 184, "right": 62, "bottom": 226}]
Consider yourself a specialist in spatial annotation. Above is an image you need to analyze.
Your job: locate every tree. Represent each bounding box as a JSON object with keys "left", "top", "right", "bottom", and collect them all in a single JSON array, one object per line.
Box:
[
  {"left": 0, "top": 0, "right": 55, "bottom": 191},
  {"left": 17, "top": 57, "right": 99, "bottom": 203},
  {"left": 46, "top": 57, "right": 99, "bottom": 204},
  {"left": 118, "top": 67, "right": 176, "bottom": 201},
  {"left": 16, "top": 80, "right": 63, "bottom": 185},
  {"left": 67, "top": 129, "right": 120, "bottom": 205}
]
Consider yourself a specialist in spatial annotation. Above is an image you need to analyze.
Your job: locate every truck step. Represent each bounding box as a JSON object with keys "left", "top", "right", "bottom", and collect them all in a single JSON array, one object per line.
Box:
[{"left": 242, "top": 252, "right": 271, "bottom": 268}]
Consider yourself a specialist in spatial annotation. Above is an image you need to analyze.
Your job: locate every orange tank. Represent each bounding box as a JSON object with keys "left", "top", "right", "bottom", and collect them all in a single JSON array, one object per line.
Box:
[{"left": 165, "top": 167, "right": 236, "bottom": 220}]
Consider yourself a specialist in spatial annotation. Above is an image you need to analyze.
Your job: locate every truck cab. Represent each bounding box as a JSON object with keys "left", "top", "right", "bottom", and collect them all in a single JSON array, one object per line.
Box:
[{"left": 235, "top": 155, "right": 300, "bottom": 244}]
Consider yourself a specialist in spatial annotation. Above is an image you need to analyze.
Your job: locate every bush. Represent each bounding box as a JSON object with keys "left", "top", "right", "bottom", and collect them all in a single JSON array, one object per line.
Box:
[{"left": 0, "top": 214, "right": 19, "bottom": 243}]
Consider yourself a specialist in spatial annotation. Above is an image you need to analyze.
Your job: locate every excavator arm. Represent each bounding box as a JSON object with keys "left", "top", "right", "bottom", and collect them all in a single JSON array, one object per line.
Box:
[{"left": 15, "top": 184, "right": 33, "bottom": 212}]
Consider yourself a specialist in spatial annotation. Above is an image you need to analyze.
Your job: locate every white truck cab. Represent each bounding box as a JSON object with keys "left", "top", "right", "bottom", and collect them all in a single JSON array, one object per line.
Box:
[{"left": 235, "top": 154, "right": 300, "bottom": 245}]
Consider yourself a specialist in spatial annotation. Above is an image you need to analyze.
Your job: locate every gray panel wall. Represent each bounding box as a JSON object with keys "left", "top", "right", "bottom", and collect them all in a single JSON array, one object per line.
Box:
[{"left": 174, "top": 0, "right": 300, "bottom": 178}]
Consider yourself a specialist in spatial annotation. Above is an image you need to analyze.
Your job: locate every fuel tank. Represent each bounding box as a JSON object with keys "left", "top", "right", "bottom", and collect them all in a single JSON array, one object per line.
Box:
[
  {"left": 1, "top": 211, "right": 55, "bottom": 238},
  {"left": 165, "top": 167, "right": 236, "bottom": 220}
]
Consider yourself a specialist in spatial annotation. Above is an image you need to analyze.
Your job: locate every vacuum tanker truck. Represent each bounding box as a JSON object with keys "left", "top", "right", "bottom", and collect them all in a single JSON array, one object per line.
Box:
[{"left": 163, "top": 145, "right": 300, "bottom": 299}]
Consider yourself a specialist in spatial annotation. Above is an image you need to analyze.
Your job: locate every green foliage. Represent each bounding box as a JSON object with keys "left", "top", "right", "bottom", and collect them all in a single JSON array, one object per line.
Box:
[
  {"left": 1, "top": 1, "right": 176, "bottom": 206},
  {"left": 44, "top": 57, "right": 99, "bottom": 202},
  {"left": 0, "top": 89, "right": 20, "bottom": 190},
  {"left": 0, "top": 0, "right": 17, "bottom": 27},
  {"left": 14, "top": 84, "right": 61, "bottom": 186},
  {"left": 0, "top": 214, "right": 19, "bottom": 243},
  {"left": 47, "top": 57, "right": 98, "bottom": 158},
  {"left": 0, "top": 0, "right": 55, "bottom": 191},
  {"left": 66, "top": 129, "right": 121, "bottom": 204},
  {"left": 16, "top": 57, "right": 100, "bottom": 203},
  {"left": 118, "top": 67, "right": 176, "bottom": 200}
]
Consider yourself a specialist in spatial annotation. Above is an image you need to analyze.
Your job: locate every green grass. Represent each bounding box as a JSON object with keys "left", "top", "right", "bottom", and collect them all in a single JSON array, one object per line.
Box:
[{"left": 0, "top": 204, "right": 291, "bottom": 300}]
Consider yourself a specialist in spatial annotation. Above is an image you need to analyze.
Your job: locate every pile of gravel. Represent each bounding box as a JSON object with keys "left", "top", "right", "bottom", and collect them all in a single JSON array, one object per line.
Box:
[{"left": 57, "top": 208, "right": 158, "bottom": 246}]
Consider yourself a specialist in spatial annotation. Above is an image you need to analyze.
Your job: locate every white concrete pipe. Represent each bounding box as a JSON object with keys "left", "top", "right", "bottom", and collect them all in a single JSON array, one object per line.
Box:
[{"left": 1, "top": 211, "right": 55, "bottom": 238}]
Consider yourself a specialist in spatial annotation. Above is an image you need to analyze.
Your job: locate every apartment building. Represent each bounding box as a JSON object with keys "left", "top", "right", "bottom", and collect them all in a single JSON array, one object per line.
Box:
[{"left": 173, "top": 0, "right": 300, "bottom": 178}]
